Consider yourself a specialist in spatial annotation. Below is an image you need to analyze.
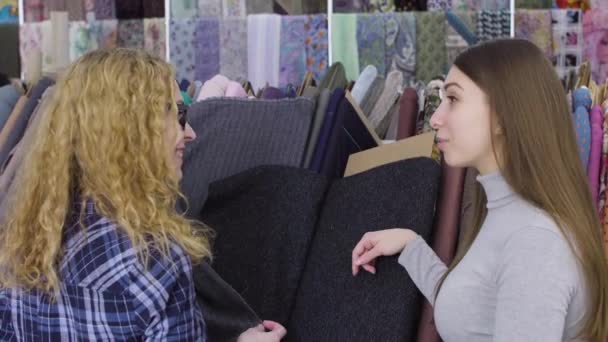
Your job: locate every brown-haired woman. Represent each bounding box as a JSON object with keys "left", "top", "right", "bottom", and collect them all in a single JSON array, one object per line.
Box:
[{"left": 352, "top": 39, "right": 608, "bottom": 341}]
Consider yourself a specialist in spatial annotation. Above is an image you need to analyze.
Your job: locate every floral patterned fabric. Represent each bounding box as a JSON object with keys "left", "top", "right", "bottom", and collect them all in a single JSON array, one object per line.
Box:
[
  {"left": 583, "top": 9, "right": 608, "bottom": 84},
  {"left": 222, "top": 0, "right": 245, "bottom": 17},
  {"left": 514, "top": 10, "right": 553, "bottom": 60},
  {"left": 90, "top": 19, "right": 118, "bottom": 49},
  {"left": 117, "top": 19, "right": 144, "bottom": 49},
  {"left": 219, "top": 17, "right": 247, "bottom": 80},
  {"left": 384, "top": 12, "right": 416, "bottom": 85},
  {"left": 24, "top": 0, "right": 45, "bottom": 22},
  {"left": 357, "top": 13, "right": 386, "bottom": 76},
  {"left": 194, "top": 17, "right": 221, "bottom": 83},
  {"left": 170, "top": 18, "right": 197, "bottom": 83},
  {"left": 19, "top": 22, "right": 43, "bottom": 77},
  {"left": 305, "top": 14, "right": 328, "bottom": 82},
  {"left": 144, "top": 18, "right": 166, "bottom": 59},
  {"left": 198, "top": 0, "right": 221, "bottom": 16},
  {"left": 428, "top": 0, "right": 452, "bottom": 10},
  {"left": 280, "top": 15, "right": 307, "bottom": 86},
  {"left": 69, "top": 21, "right": 98, "bottom": 61},
  {"left": 93, "top": 0, "right": 114, "bottom": 20}
]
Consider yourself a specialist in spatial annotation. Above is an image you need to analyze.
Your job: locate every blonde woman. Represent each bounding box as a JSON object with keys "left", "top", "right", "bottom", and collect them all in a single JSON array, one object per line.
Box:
[{"left": 0, "top": 49, "right": 285, "bottom": 341}]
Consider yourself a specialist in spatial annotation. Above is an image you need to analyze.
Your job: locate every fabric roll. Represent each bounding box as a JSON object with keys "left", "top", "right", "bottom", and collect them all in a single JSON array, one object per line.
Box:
[
  {"left": 583, "top": 9, "right": 608, "bottom": 84},
  {"left": 246, "top": 0, "right": 273, "bottom": 14},
  {"left": 319, "top": 95, "right": 379, "bottom": 179},
  {"left": 428, "top": 0, "right": 452, "bottom": 10},
  {"left": 194, "top": 17, "right": 221, "bottom": 83},
  {"left": 69, "top": 21, "right": 98, "bottom": 62},
  {"left": 144, "top": 18, "right": 166, "bottom": 60},
  {"left": 515, "top": 10, "right": 553, "bottom": 60},
  {"left": 219, "top": 17, "right": 248, "bottom": 81},
  {"left": 201, "top": 166, "right": 328, "bottom": 327},
  {"left": 170, "top": 18, "right": 197, "bottom": 84},
  {"left": 93, "top": 0, "right": 114, "bottom": 20},
  {"left": 261, "top": 87, "right": 287, "bottom": 99},
  {"left": 0, "top": 24, "right": 20, "bottom": 78},
  {"left": 0, "top": 85, "right": 20, "bottom": 130},
  {"left": 279, "top": 15, "right": 307, "bottom": 86},
  {"left": 194, "top": 261, "right": 261, "bottom": 342},
  {"left": 172, "top": 0, "right": 198, "bottom": 18},
  {"left": 90, "top": 19, "right": 118, "bottom": 49},
  {"left": 516, "top": 0, "right": 553, "bottom": 8},
  {"left": 288, "top": 158, "right": 441, "bottom": 341},
  {"left": 318, "top": 62, "right": 348, "bottom": 92},
  {"left": 360, "top": 75, "right": 385, "bottom": 117},
  {"left": 415, "top": 12, "right": 447, "bottom": 84},
  {"left": 303, "top": 88, "right": 331, "bottom": 168},
  {"left": 573, "top": 87, "right": 592, "bottom": 169},
  {"left": 47, "top": 0, "right": 65, "bottom": 12},
  {"left": 551, "top": 9, "right": 583, "bottom": 82},
  {"left": 396, "top": 87, "right": 419, "bottom": 140},
  {"left": 248, "top": 14, "right": 282, "bottom": 93},
  {"left": 599, "top": 104, "right": 608, "bottom": 220},
  {"left": 357, "top": 14, "right": 386, "bottom": 77},
  {"left": 66, "top": 0, "right": 84, "bottom": 20},
  {"left": 446, "top": 11, "right": 477, "bottom": 66},
  {"left": 363, "top": 0, "right": 396, "bottom": 12},
  {"left": 143, "top": 0, "right": 164, "bottom": 18},
  {"left": 331, "top": 14, "right": 359, "bottom": 82},
  {"left": 0, "top": 78, "right": 54, "bottom": 168},
  {"left": 418, "top": 77, "right": 444, "bottom": 134},
  {"left": 477, "top": 10, "right": 511, "bottom": 42},
  {"left": 115, "top": 0, "right": 143, "bottom": 19},
  {"left": 589, "top": 105, "right": 603, "bottom": 205},
  {"left": 385, "top": 12, "right": 416, "bottom": 85},
  {"left": 49, "top": 11, "right": 70, "bottom": 72},
  {"left": 395, "top": 0, "right": 424, "bottom": 11},
  {"left": 305, "top": 14, "right": 328, "bottom": 83},
  {"left": 19, "top": 23, "right": 43, "bottom": 79},
  {"left": 117, "top": 19, "right": 144, "bottom": 49},
  {"left": 222, "top": 0, "right": 246, "bottom": 17},
  {"left": 40, "top": 20, "right": 54, "bottom": 73},
  {"left": 369, "top": 71, "right": 403, "bottom": 138},
  {"left": 198, "top": 0, "right": 221, "bottom": 16},
  {"left": 384, "top": 101, "right": 401, "bottom": 141},
  {"left": 180, "top": 98, "right": 315, "bottom": 217},
  {"left": 351, "top": 65, "right": 378, "bottom": 105},
  {"left": 24, "top": 0, "right": 46, "bottom": 22},
  {"left": 225, "top": 81, "right": 247, "bottom": 97},
  {"left": 310, "top": 89, "right": 345, "bottom": 172},
  {"left": 198, "top": 75, "right": 230, "bottom": 101},
  {"left": 416, "top": 161, "right": 466, "bottom": 342}
]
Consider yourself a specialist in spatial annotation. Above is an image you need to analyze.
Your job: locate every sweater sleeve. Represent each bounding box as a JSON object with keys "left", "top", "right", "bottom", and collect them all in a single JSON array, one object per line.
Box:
[
  {"left": 398, "top": 236, "right": 448, "bottom": 305},
  {"left": 493, "top": 227, "right": 577, "bottom": 342}
]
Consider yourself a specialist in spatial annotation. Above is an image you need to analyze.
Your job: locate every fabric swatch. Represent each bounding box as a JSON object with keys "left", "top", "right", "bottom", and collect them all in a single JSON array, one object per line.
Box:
[
  {"left": 280, "top": 15, "right": 307, "bottom": 86},
  {"left": 388, "top": 12, "right": 416, "bottom": 85},
  {"left": 143, "top": 0, "right": 165, "bottom": 18},
  {"left": 331, "top": 14, "right": 359, "bottom": 82},
  {"left": 49, "top": 11, "right": 70, "bottom": 72},
  {"left": 573, "top": 87, "right": 592, "bottom": 169},
  {"left": 357, "top": 14, "right": 386, "bottom": 77},
  {"left": 199, "top": 0, "right": 221, "bottom": 16},
  {"left": 144, "top": 18, "right": 166, "bottom": 60},
  {"left": 246, "top": 0, "right": 273, "bottom": 14},
  {"left": 305, "top": 14, "right": 328, "bottom": 83},
  {"left": 222, "top": 0, "right": 246, "bottom": 17},
  {"left": 395, "top": 0, "right": 424, "bottom": 11},
  {"left": 90, "top": 19, "right": 118, "bottom": 49},
  {"left": 69, "top": 21, "right": 98, "bottom": 62},
  {"left": 93, "top": 0, "right": 114, "bottom": 20},
  {"left": 583, "top": 9, "right": 608, "bottom": 84},
  {"left": 515, "top": 10, "right": 553, "bottom": 61},
  {"left": 588, "top": 105, "right": 603, "bottom": 205},
  {"left": 115, "top": 0, "right": 143, "bottom": 19},
  {"left": 416, "top": 11, "right": 447, "bottom": 84},
  {"left": 428, "top": 0, "right": 452, "bottom": 10},
  {"left": 194, "top": 17, "right": 221, "bottom": 83},
  {"left": 551, "top": 9, "right": 583, "bottom": 82},
  {"left": 172, "top": 0, "right": 198, "bottom": 18},
  {"left": 117, "top": 19, "right": 144, "bottom": 49},
  {"left": 599, "top": 104, "right": 608, "bottom": 221},
  {"left": 19, "top": 22, "right": 43, "bottom": 77},
  {"left": 515, "top": 0, "right": 553, "bottom": 8},
  {"left": 84, "top": 0, "right": 94, "bottom": 12},
  {"left": 47, "top": 0, "right": 66, "bottom": 12},
  {"left": 477, "top": 10, "right": 511, "bottom": 42},
  {"left": 24, "top": 0, "right": 46, "bottom": 22},
  {"left": 170, "top": 18, "right": 197, "bottom": 84},
  {"left": 66, "top": 0, "right": 84, "bottom": 20},
  {"left": 248, "top": 14, "right": 281, "bottom": 92},
  {"left": 452, "top": 0, "right": 508, "bottom": 10},
  {"left": 219, "top": 17, "right": 247, "bottom": 80},
  {"left": 446, "top": 10, "right": 476, "bottom": 66}
]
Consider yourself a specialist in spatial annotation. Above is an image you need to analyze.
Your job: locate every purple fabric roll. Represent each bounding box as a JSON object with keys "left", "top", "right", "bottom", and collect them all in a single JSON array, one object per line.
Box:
[
  {"left": 310, "top": 89, "right": 345, "bottom": 172},
  {"left": 194, "top": 17, "right": 221, "bottom": 83},
  {"left": 262, "top": 87, "right": 286, "bottom": 99},
  {"left": 589, "top": 104, "right": 603, "bottom": 205}
]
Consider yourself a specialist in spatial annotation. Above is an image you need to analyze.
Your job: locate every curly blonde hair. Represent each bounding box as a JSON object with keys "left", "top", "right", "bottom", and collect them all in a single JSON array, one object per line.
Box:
[{"left": 0, "top": 48, "right": 211, "bottom": 293}]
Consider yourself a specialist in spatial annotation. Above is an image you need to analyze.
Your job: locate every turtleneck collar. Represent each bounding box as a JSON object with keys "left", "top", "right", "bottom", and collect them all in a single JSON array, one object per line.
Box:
[{"left": 476, "top": 171, "right": 516, "bottom": 209}]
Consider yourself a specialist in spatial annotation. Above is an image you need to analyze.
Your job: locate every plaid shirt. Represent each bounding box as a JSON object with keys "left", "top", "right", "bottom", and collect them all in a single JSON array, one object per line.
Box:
[{"left": 0, "top": 200, "right": 206, "bottom": 341}]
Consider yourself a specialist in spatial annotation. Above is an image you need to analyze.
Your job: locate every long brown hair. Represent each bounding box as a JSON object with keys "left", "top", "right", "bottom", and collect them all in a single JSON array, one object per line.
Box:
[{"left": 437, "top": 39, "right": 608, "bottom": 340}]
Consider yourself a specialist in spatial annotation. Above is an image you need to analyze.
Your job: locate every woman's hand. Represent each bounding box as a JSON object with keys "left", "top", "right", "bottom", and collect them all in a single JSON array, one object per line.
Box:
[
  {"left": 237, "top": 321, "right": 287, "bottom": 342},
  {"left": 352, "top": 229, "right": 419, "bottom": 276}
]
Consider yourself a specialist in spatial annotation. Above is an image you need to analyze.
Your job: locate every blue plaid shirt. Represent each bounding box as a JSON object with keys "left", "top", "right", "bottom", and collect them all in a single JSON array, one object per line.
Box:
[{"left": 0, "top": 200, "right": 207, "bottom": 341}]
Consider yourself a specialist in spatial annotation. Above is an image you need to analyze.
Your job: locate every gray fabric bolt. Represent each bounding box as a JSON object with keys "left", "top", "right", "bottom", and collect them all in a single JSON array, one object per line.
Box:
[
  {"left": 360, "top": 75, "right": 385, "bottom": 117},
  {"left": 180, "top": 98, "right": 315, "bottom": 217},
  {"left": 302, "top": 88, "right": 331, "bottom": 168}
]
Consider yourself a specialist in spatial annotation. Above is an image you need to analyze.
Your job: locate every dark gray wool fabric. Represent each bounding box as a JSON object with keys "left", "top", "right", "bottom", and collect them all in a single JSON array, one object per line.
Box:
[
  {"left": 286, "top": 157, "right": 440, "bottom": 341},
  {"left": 180, "top": 97, "right": 315, "bottom": 218},
  {"left": 200, "top": 165, "right": 329, "bottom": 326}
]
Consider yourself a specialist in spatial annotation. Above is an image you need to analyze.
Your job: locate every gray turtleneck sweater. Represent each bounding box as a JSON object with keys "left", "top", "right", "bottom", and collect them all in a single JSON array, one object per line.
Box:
[{"left": 399, "top": 172, "right": 588, "bottom": 341}]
